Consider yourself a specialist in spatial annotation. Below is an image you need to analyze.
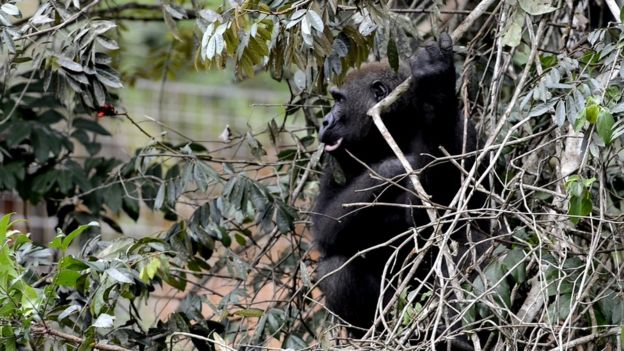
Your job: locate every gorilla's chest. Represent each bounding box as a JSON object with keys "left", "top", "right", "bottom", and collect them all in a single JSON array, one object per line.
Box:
[{"left": 312, "top": 177, "right": 419, "bottom": 257}]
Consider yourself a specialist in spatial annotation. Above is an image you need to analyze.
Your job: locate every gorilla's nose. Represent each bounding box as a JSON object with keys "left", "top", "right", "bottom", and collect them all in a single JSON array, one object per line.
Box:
[
  {"left": 320, "top": 112, "right": 335, "bottom": 138},
  {"left": 322, "top": 112, "right": 335, "bottom": 128}
]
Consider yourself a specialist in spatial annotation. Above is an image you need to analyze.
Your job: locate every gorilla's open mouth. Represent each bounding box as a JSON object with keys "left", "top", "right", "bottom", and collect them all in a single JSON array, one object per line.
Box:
[{"left": 324, "top": 137, "right": 343, "bottom": 152}]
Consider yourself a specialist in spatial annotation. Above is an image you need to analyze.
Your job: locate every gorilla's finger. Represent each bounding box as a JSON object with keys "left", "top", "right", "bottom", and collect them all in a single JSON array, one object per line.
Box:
[
  {"left": 439, "top": 32, "right": 453, "bottom": 51},
  {"left": 412, "top": 46, "right": 431, "bottom": 65},
  {"left": 425, "top": 44, "right": 443, "bottom": 60}
]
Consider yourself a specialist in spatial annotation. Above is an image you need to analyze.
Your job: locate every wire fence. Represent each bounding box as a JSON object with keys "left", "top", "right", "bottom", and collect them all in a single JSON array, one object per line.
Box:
[{"left": 1, "top": 79, "right": 289, "bottom": 242}]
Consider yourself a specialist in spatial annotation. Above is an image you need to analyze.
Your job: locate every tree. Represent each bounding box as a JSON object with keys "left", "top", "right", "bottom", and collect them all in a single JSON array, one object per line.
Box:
[{"left": 1, "top": 0, "right": 624, "bottom": 350}]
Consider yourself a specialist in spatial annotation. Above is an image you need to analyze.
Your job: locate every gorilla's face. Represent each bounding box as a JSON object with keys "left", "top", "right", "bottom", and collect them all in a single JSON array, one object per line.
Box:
[{"left": 319, "top": 63, "right": 408, "bottom": 154}]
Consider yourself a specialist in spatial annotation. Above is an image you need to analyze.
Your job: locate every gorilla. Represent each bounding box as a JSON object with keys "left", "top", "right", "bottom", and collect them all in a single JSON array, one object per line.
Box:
[{"left": 312, "top": 33, "right": 490, "bottom": 346}]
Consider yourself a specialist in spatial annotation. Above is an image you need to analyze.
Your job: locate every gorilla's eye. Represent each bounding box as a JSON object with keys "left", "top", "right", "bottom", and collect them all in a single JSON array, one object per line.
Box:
[
  {"left": 330, "top": 88, "right": 346, "bottom": 103},
  {"left": 371, "top": 81, "right": 388, "bottom": 101}
]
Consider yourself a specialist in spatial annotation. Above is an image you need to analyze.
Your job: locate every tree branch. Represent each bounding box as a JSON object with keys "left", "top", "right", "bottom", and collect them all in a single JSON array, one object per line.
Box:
[
  {"left": 548, "top": 327, "right": 621, "bottom": 351},
  {"left": 18, "top": 0, "right": 101, "bottom": 40},
  {"left": 366, "top": 77, "right": 438, "bottom": 221},
  {"left": 605, "top": 0, "right": 621, "bottom": 22},
  {"left": 365, "top": 0, "right": 499, "bottom": 223},
  {"left": 451, "top": 0, "right": 499, "bottom": 42},
  {"left": 30, "top": 324, "right": 132, "bottom": 351}
]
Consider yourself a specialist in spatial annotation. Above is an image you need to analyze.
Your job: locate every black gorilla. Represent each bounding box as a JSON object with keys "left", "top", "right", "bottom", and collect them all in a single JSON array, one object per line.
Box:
[{"left": 312, "top": 34, "right": 489, "bottom": 342}]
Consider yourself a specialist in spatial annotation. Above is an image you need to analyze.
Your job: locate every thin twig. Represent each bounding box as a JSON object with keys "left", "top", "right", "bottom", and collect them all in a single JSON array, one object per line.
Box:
[
  {"left": 30, "top": 324, "right": 132, "bottom": 351},
  {"left": 18, "top": 0, "right": 101, "bottom": 40}
]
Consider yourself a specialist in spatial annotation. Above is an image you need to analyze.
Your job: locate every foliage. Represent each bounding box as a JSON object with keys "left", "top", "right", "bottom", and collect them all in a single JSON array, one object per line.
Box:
[{"left": 1, "top": 0, "right": 624, "bottom": 350}]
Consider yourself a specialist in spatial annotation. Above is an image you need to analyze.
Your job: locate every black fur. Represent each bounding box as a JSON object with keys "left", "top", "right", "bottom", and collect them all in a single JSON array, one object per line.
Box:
[{"left": 312, "top": 34, "right": 489, "bottom": 344}]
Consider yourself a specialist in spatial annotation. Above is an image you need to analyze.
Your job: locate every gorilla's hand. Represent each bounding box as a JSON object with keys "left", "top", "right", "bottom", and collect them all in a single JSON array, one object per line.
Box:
[
  {"left": 409, "top": 33, "right": 457, "bottom": 123},
  {"left": 409, "top": 32, "right": 455, "bottom": 83}
]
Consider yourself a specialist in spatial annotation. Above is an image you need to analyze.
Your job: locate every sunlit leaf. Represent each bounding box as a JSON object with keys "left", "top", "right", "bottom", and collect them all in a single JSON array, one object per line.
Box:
[
  {"left": 519, "top": 0, "right": 557, "bottom": 15},
  {"left": 1, "top": 4, "right": 20, "bottom": 16},
  {"left": 294, "top": 69, "right": 306, "bottom": 91},
  {"left": 57, "top": 56, "right": 83, "bottom": 72},
  {"left": 306, "top": 10, "right": 323, "bottom": 32},
  {"left": 597, "top": 110, "right": 614, "bottom": 145},
  {"left": 93, "top": 313, "right": 115, "bottom": 328},
  {"left": 95, "top": 68, "right": 123, "bottom": 88},
  {"left": 106, "top": 268, "right": 133, "bottom": 283}
]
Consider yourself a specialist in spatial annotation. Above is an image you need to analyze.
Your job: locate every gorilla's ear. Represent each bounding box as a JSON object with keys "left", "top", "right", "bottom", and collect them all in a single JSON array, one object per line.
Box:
[{"left": 371, "top": 80, "right": 388, "bottom": 101}]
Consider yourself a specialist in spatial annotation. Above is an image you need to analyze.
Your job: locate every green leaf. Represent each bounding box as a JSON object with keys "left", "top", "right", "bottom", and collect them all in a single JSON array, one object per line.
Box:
[
  {"left": 201, "top": 23, "right": 215, "bottom": 60},
  {"left": 95, "top": 67, "right": 123, "bottom": 89},
  {"left": 93, "top": 81, "right": 106, "bottom": 106},
  {"left": 154, "top": 183, "right": 165, "bottom": 210},
  {"left": 56, "top": 170, "right": 74, "bottom": 193},
  {"left": 234, "top": 308, "right": 264, "bottom": 318},
  {"left": 140, "top": 257, "right": 161, "bottom": 282},
  {"left": 6, "top": 122, "right": 31, "bottom": 146},
  {"left": 31, "top": 128, "right": 51, "bottom": 162},
  {"left": 547, "top": 294, "right": 572, "bottom": 321},
  {"left": 573, "top": 111, "right": 587, "bottom": 131},
  {"left": 568, "top": 194, "right": 592, "bottom": 225},
  {"left": 57, "top": 56, "right": 83, "bottom": 72},
  {"left": 582, "top": 177, "right": 596, "bottom": 188},
  {"left": 387, "top": 35, "right": 399, "bottom": 72},
  {"left": 205, "top": 33, "right": 220, "bottom": 60},
  {"left": 502, "top": 12, "right": 523, "bottom": 47},
  {"left": 163, "top": 8, "right": 180, "bottom": 40},
  {"left": 106, "top": 184, "right": 123, "bottom": 213},
  {"left": 162, "top": 4, "right": 186, "bottom": 19},
  {"left": 597, "top": 110, "right": 614, "bottom": 145},
  {"left": 234, "top": 232, "right": 246, "bottom": 245},
  {"left": 77, "top": 330, "right": 95, "bottom": 351},
  {"left": 95, "top": 36, "right": 119, "bottom": 50},
  {"left": 73, "top": 117, "right": 112, "bottom": 136},
  {"left": 540, "top": 55, "right": 558, "bottom": 68},
  {"left": 0, "top": 214, "right": 11, "bottom": 241},
  {"left": 58, "top": 305, "right": 81, "bottom": 320},
  {"left": 56, "top": 269, "right": 82, "bottom": 287},
  {"left": 528, "top": 100, "right": 556, "bottom": 117},
  {"left": 565, "top": 177, "right": 583, "bottom": 197},
  {"left": 123, "top": 196, "right": 140, "bottom": 221},
  {"left": 284, "top": 335, "right": 307, "bottom": 349},
  {"left": 93, "top": 21, "right": 117, "bottom": 35},
  {"left": 106, "top": 268, "right": 133, "bottom": 283},
  {"left": 358, "top": 16, "right": 376, "bottom": 36},
  {"left": 502, "top": 248, "right": 527, "bottom": 283},
  {"left": 1, "top": 4, "right": 20, "bottom": 16},
  {"left": 554, "top": 100, "right": 565, "bottom": 126},
  {"left": 286, "top": 9, "right": 306, "bottom": 29},
  {"left": 332, "top": 37, "right": 348, "bottom": 57},
  {"left": 93, "top": 313, "right": 115, "bottom": 328},
  {"left": 586, "top": 104, "right": 600, "bottom": 124},
  {"left": 306, "top": 10, "right": 323, "bottom": 32},
  {"left": 293, "top": 69, "right": 306, "bottom": 91},
  {"left": 63, "top": 221, "right": 98, "bottom": 250},
  {"left": 275, "top": 202, "right": 296, "bottom": 233},
  {"left": 214, "top": 35, "right": 225, "bottom": 57},
  {"left": 519, "top": 0, "right": 557, "bottom": 16},
  {"left": 1, "top": 327, "right": 16, "bottom": 351}
]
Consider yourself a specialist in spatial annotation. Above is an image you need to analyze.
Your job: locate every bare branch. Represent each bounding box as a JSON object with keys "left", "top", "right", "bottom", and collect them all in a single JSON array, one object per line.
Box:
[
  {"left": 30, "top": 324, "right": 132, "bottom": 351},
  {"left": 451, "top": 0, "right": 499, "bottom": 42}
]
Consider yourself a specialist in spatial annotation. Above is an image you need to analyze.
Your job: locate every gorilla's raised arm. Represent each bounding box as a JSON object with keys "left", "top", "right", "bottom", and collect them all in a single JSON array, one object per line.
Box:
[{"left": 409, "top": 33, "right": 459, "bottom": 127}]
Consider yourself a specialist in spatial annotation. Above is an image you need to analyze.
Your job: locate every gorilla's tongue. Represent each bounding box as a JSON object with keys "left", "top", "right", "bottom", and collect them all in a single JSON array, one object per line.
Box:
[{"left": 324, "top": 137, "right": 343, "bottom": 152}]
